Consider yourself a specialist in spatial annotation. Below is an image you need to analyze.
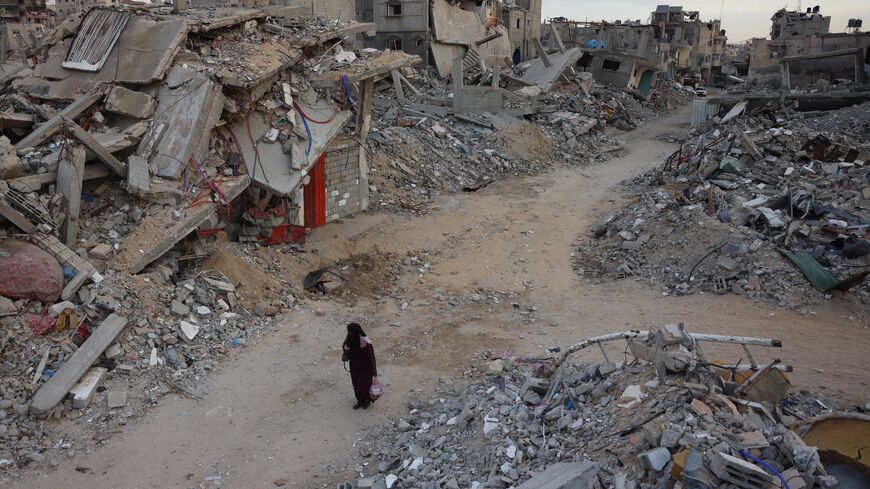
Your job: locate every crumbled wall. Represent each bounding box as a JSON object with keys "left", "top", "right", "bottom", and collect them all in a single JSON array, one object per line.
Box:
[
  {"left": 280, "top": 0, "right": 356, "bottom": 21},
  {"left": 324, "top": 142, "right": 364, "bottom": 221}
]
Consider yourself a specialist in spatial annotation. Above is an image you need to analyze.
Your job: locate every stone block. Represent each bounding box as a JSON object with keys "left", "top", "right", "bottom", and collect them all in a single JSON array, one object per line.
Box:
[
  {"left": 105, "top": 86, "right": 156, "bottom": 119},
  {"left": 637, "top": 447, "right": 671, "bottom": 471},
  {"left": 68, "top": 366, "right": 108, "bottom": 409},
  {"left": 515, "top": 461, "right": 598, "bottom": 489},
  {"left": 710, "top": 451, "right": 774, "bottom": 489}
]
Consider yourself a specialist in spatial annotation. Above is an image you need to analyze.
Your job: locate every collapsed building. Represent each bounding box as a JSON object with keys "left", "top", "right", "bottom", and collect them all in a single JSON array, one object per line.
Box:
[
  {"left": 545, "top": 19, "right": 660, "bottom": 98},
  {"left": 747, "top": 6, "right": 870, "bottom": 88},
  {"left": 358, "top": 0, "right": 541, "bottom": 75}
]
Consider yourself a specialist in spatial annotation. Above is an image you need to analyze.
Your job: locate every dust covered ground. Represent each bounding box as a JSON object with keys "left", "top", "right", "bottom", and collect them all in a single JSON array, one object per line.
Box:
[{"left": 3, "top": 106, "right": 868, "bottom": 489}]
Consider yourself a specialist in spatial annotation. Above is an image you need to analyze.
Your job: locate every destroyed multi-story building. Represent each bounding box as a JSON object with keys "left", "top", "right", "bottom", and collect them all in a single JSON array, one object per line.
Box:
[
  {"left": 0, "top": 0, "right": 52, "bottom": 24},
  {"left": 770, "top": 6, "right": 831, "bottom": 40},
  {"left": 501, "top": 0, "right": 541, "bottom": 63},
  {"left": 747, "top": 6, "right": 870, "bottom": 88},
  {"left": 359, "top": 0, "right": 540, "bottom": 73},
  {"left": 650, "top": 4, "right": 726, "bottom": 85},
  {"left": 545, "top": 19, "right": 660, "bottom": 97},
  {"left": 53, "top": 0, "right": 113, "bottom": 19}
]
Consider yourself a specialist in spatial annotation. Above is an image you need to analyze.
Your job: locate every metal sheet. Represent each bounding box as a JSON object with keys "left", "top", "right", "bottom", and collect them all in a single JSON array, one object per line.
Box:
[{"left": 62, "top": 8, "right": 131, "bottom": 72}]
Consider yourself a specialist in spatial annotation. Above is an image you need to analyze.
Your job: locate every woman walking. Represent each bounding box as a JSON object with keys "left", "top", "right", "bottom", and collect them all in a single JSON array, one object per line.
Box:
[{"left": 342, "top": 323, "right": 378, "bottom": 409}]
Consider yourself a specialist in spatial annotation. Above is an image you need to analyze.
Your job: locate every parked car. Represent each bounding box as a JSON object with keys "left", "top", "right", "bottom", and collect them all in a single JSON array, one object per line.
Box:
[{"left": 694, "top": 87, "right": 708, "bottom": 98}]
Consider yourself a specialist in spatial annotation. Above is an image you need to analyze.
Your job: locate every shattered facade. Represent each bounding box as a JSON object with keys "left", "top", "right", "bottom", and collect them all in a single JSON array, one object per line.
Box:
[
  {"left": 651, "top": 4, "right": 727, "bottom": 85},
  {"left": 546, "top": 20, "right": 661, "bottom": 97},
  {"left": 362, "top": 0, "right": 539, "bottom": 75},
  {"left": 0, "top": 0, "right": 53, "bottom": 25},
  {"left": 770, "top": 6, "right": 831, "bottom": 40}
]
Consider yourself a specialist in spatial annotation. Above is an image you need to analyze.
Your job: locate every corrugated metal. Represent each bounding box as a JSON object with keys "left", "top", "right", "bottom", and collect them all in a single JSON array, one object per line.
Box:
[{"left": 62, "top": 8, "right": 131, "bottom": 72}]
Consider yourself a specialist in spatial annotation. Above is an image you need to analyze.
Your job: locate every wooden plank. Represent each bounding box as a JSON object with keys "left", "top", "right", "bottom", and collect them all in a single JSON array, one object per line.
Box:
[
  {"left": 30, "top": 314, "right": 128, "bottom": 416},
  {"left": 63, "top": 118, "right": 126, "bottom": 177},
  {"left": 356, "top": 78, "right": 374, "bottom": 141},
  {"left": 57, "top": 145, "right": 86, "bottom": 245},
  {"left": 15, "top": 90, "right": 102, "bottom": 153},
  {"left": 398, "top": 72, "right": 422, "bottom": 96},
  {"left": 391, "top": 69, "right": 405, "bottom": 104}
]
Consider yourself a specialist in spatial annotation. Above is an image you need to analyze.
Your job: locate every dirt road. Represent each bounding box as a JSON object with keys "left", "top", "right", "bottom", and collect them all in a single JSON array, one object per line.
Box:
[{"left": 7, "top": 106, "right": 868, "bottom": 489}]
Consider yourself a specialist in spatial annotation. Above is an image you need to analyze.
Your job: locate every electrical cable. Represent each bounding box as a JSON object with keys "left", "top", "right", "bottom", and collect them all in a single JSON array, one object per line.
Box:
[
  {"left": 739, "top": 451, "right": 791, "bottom": 489},
  {"left": 293, "top": 100, "right": 338, "bottom": 124}
]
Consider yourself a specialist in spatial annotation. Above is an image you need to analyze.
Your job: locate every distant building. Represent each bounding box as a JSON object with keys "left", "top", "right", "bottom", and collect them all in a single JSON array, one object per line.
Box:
[
  {"left": 650, "top": 4, "right": 726, "bottom": 85},
  {"left": 0, "top": 0, "right": 53, "bottom": 25},
  {"left": 545, "top": 19, "right": 660, "bottom": 96},
  {"left": 502, "top": 0, "right": 541, "bottom": 62},
  {"left": 54, "top": 0, "right": 112, "bottom": 19},
  {"left": 770, "top": 6, "right": 830, "bottom": 40},
  {"left": 359, "top": 0, "right": 541, "bottom": 71},
  {"left": 748, "top": 6, "right": 870, "bottom": 86}
]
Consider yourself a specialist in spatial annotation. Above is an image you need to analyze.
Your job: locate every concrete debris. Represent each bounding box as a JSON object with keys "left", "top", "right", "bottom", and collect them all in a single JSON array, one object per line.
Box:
[
  {"left": 338, "top": 323, "right": 849, "bottom": 489},
  {"left": 367, "top": 65, "right": 692, "bottom": 213},
  {"left": 0, "top": 6, "right": 388, "bottom": 467},
  {"left": 575, "top": 100, "right": 870, "bottom": 313}
]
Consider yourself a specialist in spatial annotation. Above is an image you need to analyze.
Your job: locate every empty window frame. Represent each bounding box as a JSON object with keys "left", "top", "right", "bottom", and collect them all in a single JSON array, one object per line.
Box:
[
  {"left": 387, "top": 2, "right": 402, "bottom": 16},
  {"left": 602, "top": 58, "right": 621, "bottom": 71}
]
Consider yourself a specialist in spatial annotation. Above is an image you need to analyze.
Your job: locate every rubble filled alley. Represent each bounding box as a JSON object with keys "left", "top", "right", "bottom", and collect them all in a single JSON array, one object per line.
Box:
[{"left": 0, "top": 1, "right": 868, "bottom": 489}]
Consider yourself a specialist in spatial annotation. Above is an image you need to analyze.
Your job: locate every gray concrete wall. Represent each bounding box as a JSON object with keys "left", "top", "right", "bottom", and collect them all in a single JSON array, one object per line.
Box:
[
  {"left": 324, "top": 142, "right": 364, "bottom": 222},
  {"left": 277, "top": 0, "right": 356, "bottom": 20},
  {"left": 586, "top": 54, "right": 633, "bottom": 88}
]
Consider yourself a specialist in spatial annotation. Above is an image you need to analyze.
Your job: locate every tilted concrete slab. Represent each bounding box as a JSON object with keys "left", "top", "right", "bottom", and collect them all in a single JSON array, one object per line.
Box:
[
  {"left": 31, "top": 16, "right": 188, "bottom": 90},
  {"left": 230, "top": 103, "right": 351, "bottom": 196},
  {"left": 515, "top": 461, "right": 598, "bottom": 489},
  {"left": 30, "top": 314, "right": 128, "bottom": 415},
  {"left": 112, "top": 175, "right": 250, "bottom": 274},
  {"left": 144, "top": 66, "right": 224, "bottom": 178},
  {"left": 518, "top": 48, "right": 583, "bottom": 91}
]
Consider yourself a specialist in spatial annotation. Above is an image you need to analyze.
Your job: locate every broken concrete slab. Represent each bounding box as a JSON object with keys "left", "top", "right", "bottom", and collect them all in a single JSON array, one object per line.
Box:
[
  {"left": 68, "top": 366, "right": 108, "bottom": 409},
  {"left": 0, "top": 296, "right": 16, "bottom": 317},
  {"left": 112, "top": 175, "right": 250, "bottom": 274},
  {"left": 32, "top": 15, "right": 188, "bottom": 88},
  {"left": 145, "top": 66, "right": 223, "bottom": 179},
  {"left": 30, "top": 313, "right": 127, "bottom": 415},
  {"left": 56, "top": 144, "right": 86, "bottom": 245},
  {"left": 515, "top": 461, "right": 598, "bottom": 489},
  {"left": 104, "top": 86, "right": 155, "bottom": 119},
  {"left": 231, "top": 104, "right": 350, "bottom": 196},
  {"left": 517, "top": 48, "right": 583, "bottom": 91}
]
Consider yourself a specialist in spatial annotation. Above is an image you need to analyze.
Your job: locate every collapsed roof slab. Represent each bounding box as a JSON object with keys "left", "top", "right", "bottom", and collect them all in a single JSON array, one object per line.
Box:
[
  {"left": 230, "top": 103, "right": 351, "bottom": 197},
  {"left": 32, "top": 15, "right": 188, "bottom": 89},
  {"left": 517, "top": 47, "right": 583, "bottom": 91},
  {"left": 112, "top": 175, "right": 251, "bottom": 274}
]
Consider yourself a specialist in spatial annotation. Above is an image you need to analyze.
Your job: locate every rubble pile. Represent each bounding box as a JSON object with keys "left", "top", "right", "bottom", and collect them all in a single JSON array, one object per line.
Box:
[
  {"left": 341, "top": 324, "right": 863, "bottom": 489},
  {"left": 575, "top": 100, "right": 870, "bottom": 312},
  {"left": 366, "top": 71, "right": 694, "bottom": 213},
  {"left": 0, "top": 5, "right": 422, "bottom": 470}
]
